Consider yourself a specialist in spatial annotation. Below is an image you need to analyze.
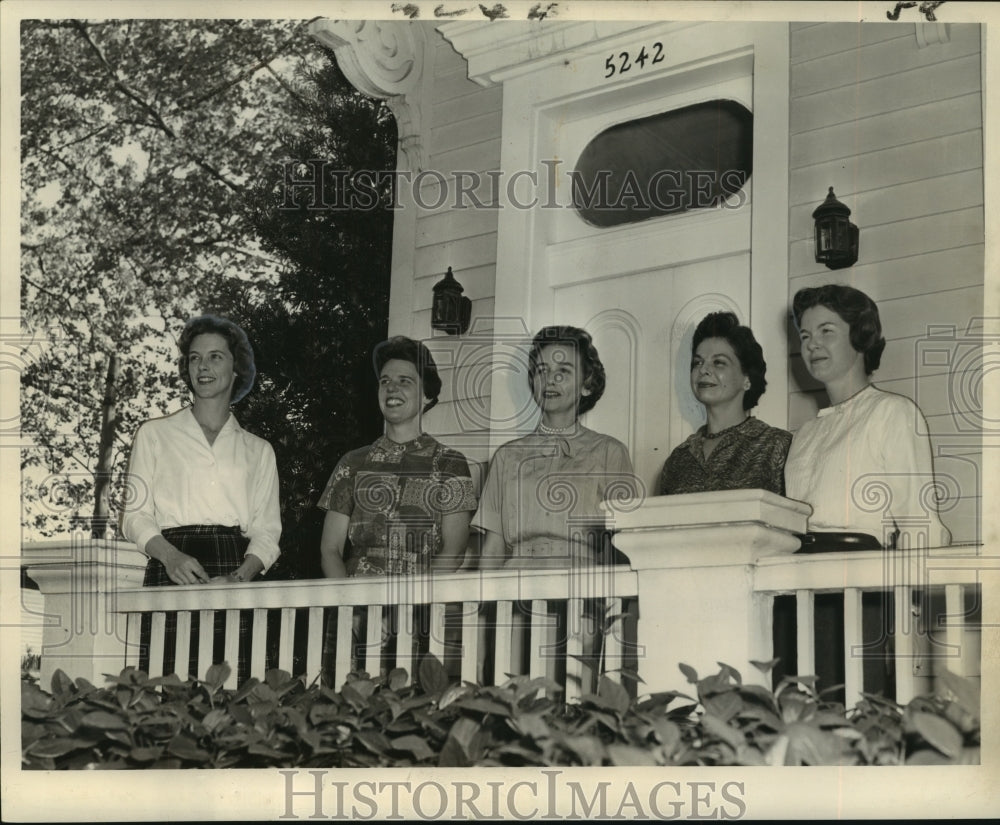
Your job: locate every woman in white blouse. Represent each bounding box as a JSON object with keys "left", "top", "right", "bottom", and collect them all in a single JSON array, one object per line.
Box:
[
  {"left": 122, "top": 314, "right": 281, "bottom": 680},
  {"left": 784, "top": 284, "right": 951, "bottom": 550},
  {"left": 779, "top": 285, "right": 951, "bottom": 700}
]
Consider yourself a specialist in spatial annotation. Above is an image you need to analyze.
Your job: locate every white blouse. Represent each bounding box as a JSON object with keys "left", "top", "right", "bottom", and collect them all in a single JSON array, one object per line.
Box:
[
  {"left": 784, "top": 385, "right": 951, "bottom": 548},
  {"left": 121, "top": 407, "right": 282, "bottom": 571}
]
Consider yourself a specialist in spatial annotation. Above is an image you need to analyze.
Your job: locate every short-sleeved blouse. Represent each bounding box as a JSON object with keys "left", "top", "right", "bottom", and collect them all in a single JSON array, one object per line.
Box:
[
  {"left": 318, "top": 434, "right": 478, "bottom": 576},
  {"left": 472, "top": 426, "right": 637, "bottom": 567}
]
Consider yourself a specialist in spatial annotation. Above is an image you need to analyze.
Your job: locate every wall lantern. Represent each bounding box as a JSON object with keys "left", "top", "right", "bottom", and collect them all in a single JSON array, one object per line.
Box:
[
  {"left": 812, "top": 186, "right": 859, "bottom": 270},
  {"left": 431, "top": 266, "right": 471, "bottom": 335}
]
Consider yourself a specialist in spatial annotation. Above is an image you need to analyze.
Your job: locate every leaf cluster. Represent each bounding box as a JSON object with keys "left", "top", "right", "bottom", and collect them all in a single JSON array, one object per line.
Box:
[{"left": 21, "top": 657, "right": 980, "bottom": 769}]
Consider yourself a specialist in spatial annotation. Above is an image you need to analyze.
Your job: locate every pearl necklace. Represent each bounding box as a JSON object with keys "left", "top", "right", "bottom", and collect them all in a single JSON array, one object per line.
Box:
[
  {"left": 538, "top": 422, "right": 575, "bottom": 435},
  {"left": 702, "top": 416, "right": 751, "bottom": 440}
]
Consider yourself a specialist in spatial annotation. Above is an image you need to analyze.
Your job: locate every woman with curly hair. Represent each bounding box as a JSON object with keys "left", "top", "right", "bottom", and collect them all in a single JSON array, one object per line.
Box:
[
  {"left": 785, "top": 284, "right": 950, "bottom": 549},
  {"left": 776, "top": 285, "right": 951, "bottom": 701},
  {"left": 316, "top": 336, "right": 478, "bottom": 683},
  {"left": 122, "top": 314, "right": 281, "bottom": 681},
  {"left": 656, "top": 311, "right": 791, "bottom": 496},
  {"left": 473, "top": 325, "right": 639, "bottom": 691},
  {"left": 317, "top": 336, "right": 477, "bottom": 579},
  {"left": 474, "top": 325, "right": 636, "bottom": 569}
]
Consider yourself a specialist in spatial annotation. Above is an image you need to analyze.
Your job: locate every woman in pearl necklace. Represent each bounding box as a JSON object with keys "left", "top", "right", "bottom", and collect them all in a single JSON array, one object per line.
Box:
[{"left": 472, "top": 325, "right": 640, "bottom": 691}]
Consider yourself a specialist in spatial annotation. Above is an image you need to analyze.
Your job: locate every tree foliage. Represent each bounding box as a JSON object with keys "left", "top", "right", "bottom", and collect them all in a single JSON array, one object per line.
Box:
[{"left": 19, "top": 18, "right": 394, "bottom": 555}]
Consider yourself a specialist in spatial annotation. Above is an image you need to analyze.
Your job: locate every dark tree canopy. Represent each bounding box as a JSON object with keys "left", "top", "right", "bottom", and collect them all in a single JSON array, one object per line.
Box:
[{"left": 219, "top": 54, "right": 397, "bottom": 577}]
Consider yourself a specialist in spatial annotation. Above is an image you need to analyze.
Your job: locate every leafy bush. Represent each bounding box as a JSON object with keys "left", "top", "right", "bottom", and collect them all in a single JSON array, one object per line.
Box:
[{"left": 21, "top": 658, "right": 979, "bottom": 769}]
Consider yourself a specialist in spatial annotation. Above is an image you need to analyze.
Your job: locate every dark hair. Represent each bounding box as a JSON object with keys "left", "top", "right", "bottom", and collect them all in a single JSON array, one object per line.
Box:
[
  {"left": 792, "top": 284, "right": 885, "bottom": 374},
  {"left": 527, "top": 325, "right": 606, "bottom": 416},
  {"left": 691, "top": 311, "right": 767, "bottom": 410},
  {"left": 178, "top": 315, "right": 256, "bottom": 403},
  {"left": 373, "top": 336, "right": 442, "bottom": 414}
]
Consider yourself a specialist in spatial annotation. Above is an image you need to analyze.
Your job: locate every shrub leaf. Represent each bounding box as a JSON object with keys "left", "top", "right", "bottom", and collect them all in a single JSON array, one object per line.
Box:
[
  {"left": 911, "top": 711, "right": 962, "bottom": 759},
  {"left": 391, "top": 735, "right": 434, "bottom": 761},
  {"left": 418, "top": 655, "right": 450, "bottom": 695},
  {"left": 597, "top": 676, "right": 631, "bottom": 715},
  {"left": 80, "top": 711, "right": 130, "bottom": 731},
  {"left": 678, "top": 663, "right": 699, "bottom": 684},
  {"left": 608, "top": 743, "right": 658, "bottom": 765},
  {"left": 204, "top": 663, "right": 232, "bottom": 690}
]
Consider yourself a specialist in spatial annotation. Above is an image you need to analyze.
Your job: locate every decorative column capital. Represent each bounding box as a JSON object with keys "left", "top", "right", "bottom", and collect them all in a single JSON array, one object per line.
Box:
[{"left": 310, "top": 19, "right": 428, "bottom": 171}]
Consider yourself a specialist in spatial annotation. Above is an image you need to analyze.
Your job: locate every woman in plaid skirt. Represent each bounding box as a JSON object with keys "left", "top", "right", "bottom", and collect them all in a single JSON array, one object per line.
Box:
[{"left": 121, "top": 314, "right": 281, "bottom": 683}]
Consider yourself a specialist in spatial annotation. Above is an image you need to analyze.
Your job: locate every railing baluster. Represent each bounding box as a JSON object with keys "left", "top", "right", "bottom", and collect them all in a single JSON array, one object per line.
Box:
[
  {"left": 843, "top": 588, "right": 863, "bottom": 708},
  {"left": 306, "top": 607, "right": 323, "bottom": 686},
  {"left": 103, "top": 567, "right": 639, "bottom": 695},
  {"left": 334, "top": 606, "right": 353, "bottom": 689},
  {"left": 278, "top": 607, "right": 296, "bottom": 675},
  {"left": 894, "top": 585, "right": 916, "bottom": 705},
  {"left": 564, "top": 597, "right": 584, "bottom": 702},
  {"left": 125, "top": 613, "right": 141, "bottom": 670},
  {"left": 223, "top": 609, "right": 240, "bottom": 689},
  {"left": 174, "top": 611, "right": 192, "bottom": 680},
  {"left": 944, "top": 584, "right": 965, "bottom": 677},
  {"left": 528, "top": 599, "right": 549, "bottom": 681},
  {"left": 493, "top": 600, "right": 513, "bottom": 685},
  {"left": 604, "top": 596, "right": 622, "bottom": 686},
  {"left": 365, "top": 604, "right": 382, "bottom": 676},
  {"left": 461, "top": 601, "right": 479, "bottom": 685},
  {"left": 148, "top": 613, "right": 166, "bottom": 679},
  {"left": 795, "top": 589, "right": 815, "bottom": 680},
  {"left": 395, "top": 604, "right": 414, "bottom": 680},
  {"left": 196, "top": 609, "right": 214, "bottom": 682},
  {"left": 250, "top": 608, "right": 268, "bottom": 678},
  {"left": 428, "top": 602, "right": 446, "bottom": 661}
]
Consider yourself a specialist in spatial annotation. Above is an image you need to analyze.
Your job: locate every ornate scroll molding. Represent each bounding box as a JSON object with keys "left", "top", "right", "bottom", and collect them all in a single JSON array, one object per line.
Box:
[{"left": 309, "top": 19, "right": 428, "bottom": 171}]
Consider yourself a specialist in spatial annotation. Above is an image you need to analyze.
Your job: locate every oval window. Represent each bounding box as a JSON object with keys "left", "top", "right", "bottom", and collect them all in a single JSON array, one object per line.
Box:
[{"left": 572, "top": 99, "right": 753, "bottom": 228}]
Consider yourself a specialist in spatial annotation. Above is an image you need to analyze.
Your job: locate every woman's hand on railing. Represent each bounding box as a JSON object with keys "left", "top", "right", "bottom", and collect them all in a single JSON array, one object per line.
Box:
[
  {"left": 146, "top": 536, "right": 210, "bottom": 585},
  {"left": 210, "top": 553, "right": 265, "bottom": 584}
]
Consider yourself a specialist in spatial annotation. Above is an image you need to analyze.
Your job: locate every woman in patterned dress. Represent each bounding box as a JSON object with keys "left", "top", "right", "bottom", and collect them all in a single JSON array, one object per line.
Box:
[{"left": 317, "top": 336, "right": 477, "bottom": 683}]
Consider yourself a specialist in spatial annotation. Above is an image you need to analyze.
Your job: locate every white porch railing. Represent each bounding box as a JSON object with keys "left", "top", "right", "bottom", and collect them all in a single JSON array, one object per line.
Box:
[
  {"left": 22, "top": 490, "right": 982, "bottom": 707},
  {"left": 755, "top": 545, "right": 983, "bottom": 707}
]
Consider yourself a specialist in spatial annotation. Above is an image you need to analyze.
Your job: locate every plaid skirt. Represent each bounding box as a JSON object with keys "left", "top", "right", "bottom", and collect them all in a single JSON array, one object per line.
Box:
[{"left": 140, "top": 525, "right": 253, "bottom": 684}]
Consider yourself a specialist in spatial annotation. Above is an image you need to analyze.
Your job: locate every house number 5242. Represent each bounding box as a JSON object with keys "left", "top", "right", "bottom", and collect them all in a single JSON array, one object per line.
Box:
[{"left": 604, "top": 43, "right": 665, "bottom": 78}]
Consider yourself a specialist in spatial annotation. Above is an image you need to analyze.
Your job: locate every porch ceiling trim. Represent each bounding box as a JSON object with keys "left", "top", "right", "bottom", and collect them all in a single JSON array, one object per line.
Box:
[{"left": 438, "top": 19, "right": 698, "bottom": 87}]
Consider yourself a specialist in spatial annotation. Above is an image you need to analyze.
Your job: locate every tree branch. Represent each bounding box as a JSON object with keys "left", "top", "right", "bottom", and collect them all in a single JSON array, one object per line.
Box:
[
  {"left": 181, "top": 19, "right": 321, "bottom": 109},
  {"left": 72, "top": 20, "right": 244, "bottom": 194},
  {"left": 72, "top": 20, "right": 178, "bottom": 139}
]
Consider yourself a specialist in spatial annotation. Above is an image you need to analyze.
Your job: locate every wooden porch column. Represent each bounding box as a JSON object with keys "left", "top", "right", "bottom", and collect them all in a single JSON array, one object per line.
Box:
[
  {"left": 23, "top": 537, "right": 146, "bottom": 687},
  {"left": 608, "top": 490, "right": 810, "bottom": 696}
]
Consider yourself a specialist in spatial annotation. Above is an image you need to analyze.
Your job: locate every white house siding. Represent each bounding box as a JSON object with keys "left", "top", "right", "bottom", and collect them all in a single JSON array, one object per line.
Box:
[
  {"left": 407, "top": 25, "right": 503, "bottom": 483},
  {"left": 787, "top": 22, "right": 985, "bottom": 544}
]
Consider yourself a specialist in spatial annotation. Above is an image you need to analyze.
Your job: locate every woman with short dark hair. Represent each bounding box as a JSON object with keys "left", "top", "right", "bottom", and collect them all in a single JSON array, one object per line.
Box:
[
  {"left": 784, "top": 285, "right": 950, "bottom": 548},
  {"left": 317, "top": 335, "right": 476, "bottom": 579},
  {"left": 316, "top": 335, "right": 477, "bottom": 683},
  {"left": 656, "top": 311, "right": 791, "bottom": 495}
]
